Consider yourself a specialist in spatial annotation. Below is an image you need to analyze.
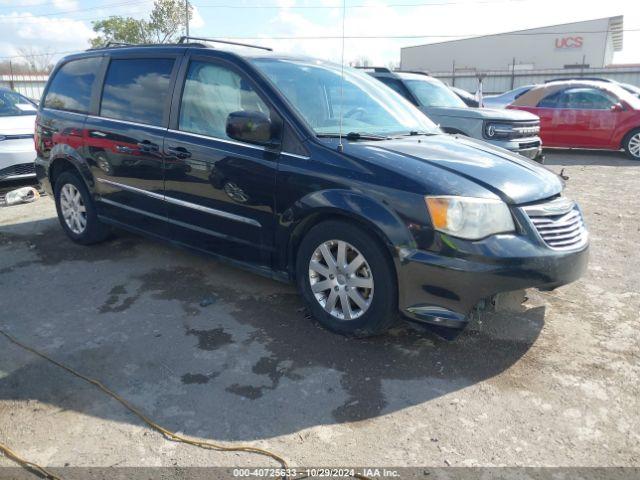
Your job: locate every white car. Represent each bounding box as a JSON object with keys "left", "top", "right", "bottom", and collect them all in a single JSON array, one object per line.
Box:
[{"left": 0, "top": 88, "right": 37, "bottom": 182}]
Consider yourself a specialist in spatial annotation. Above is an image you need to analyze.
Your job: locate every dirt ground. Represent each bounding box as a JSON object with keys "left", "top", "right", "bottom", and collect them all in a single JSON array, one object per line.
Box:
[{"left": 0, "top": 150, "right": 638, "bottom": 476}]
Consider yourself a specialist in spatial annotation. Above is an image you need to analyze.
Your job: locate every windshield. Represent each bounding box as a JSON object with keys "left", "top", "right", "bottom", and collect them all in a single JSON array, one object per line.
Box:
[
  {"left": 605, "top": 84, "right": 640, "bottom": 110},
  {"left": 404, "top": 78, "right": 467, "bottom": 108},
  {"left": 0, "top": 90, "right": 37, "bottom": 117},
  {"left": 250, "top": 58, "right": 438, "bottom": 136}
]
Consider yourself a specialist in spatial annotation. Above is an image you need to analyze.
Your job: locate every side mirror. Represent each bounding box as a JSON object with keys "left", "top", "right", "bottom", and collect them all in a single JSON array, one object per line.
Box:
[
  {"left": 226, "top": 111, "right": 280, "bottom": 148},
  {"left": 611, "top": 102, "right": 625, "bottom": 112}
]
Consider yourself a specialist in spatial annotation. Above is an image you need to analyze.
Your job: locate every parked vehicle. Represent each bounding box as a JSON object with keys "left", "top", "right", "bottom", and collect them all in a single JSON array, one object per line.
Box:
[
  {"left": 0, "top": 88, "right": 37, "bottom": 182},
  {"left": 35, "top": 40, "right": 588, "bottom": 336},
  {"left": 363, "top": 69, "right": 543, "bottom": 161},
  {"left": 509, "top": 80, "right": 640, "bottom": 160},
  {"left": 483, "top": 85, "right": 536, "bottom": 109},
  {"left": 544, "top": 77, "right": 640, "bottom": 98},
  {"left": 449, "top": 86, "right": 479, "bottom": 107}
]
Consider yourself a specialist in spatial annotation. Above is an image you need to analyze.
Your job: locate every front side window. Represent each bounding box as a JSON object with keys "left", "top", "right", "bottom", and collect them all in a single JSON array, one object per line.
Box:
[
  {"left": 558, "top": 88, "right": 616, "bottom": 110},
  {"left": 0, "top": 90, "right": 37, "bottom": 117},
  {"left": 251, "top": 58, "right": 437, "bottom": 137},
  {"left": 179, "top": 61, "right": 269, "bottom": 139},
  {"left": 44, "top": 57, "right": 101, "bottom": 113},
  {"left": 403, "top": 78, "right": 467, "bottom": 108},
  {"left": 100, "top": 58, "right": 174, "bottom": 126}
]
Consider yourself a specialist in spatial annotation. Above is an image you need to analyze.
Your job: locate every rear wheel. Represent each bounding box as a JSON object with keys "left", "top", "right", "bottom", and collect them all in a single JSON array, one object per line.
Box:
[
  {"left": 54, "top": 171, "right": 110, "bottom": 245},
  {"left": 623, "top": 129, "right": 640, "bottom": 161},
  {"left": 296, "top": 220, "right": 397, "bottom": 337}
]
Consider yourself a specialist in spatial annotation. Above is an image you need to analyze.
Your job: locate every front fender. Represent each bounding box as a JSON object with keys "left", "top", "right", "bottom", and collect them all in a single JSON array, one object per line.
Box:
[{"left": 276, "top": 188, "right": 417, "bottom": 277}]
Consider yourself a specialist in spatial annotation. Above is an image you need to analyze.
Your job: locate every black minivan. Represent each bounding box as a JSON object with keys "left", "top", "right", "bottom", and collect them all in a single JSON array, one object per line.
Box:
[{"left": 35, "top": 39, "right": 589, "bottom": 337}]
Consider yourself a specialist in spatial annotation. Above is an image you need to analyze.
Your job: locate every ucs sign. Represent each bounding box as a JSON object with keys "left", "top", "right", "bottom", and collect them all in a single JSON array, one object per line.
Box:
[{"left": 555, "top": 36, "right": 584, "bottom": 49}]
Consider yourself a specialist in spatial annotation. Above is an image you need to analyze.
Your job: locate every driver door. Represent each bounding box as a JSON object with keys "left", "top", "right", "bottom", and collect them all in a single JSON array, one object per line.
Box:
[
  {"left": 164, "top": 56, "right": 280, "bottom": 267},
  {"left": 552, "top": 87, "right": 619, "bottom": 148}
]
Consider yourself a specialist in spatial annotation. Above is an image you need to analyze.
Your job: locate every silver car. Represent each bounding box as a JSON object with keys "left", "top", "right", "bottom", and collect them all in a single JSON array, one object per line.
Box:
[{"left": 0, "top": 88, "right": 37, "bottom": 182}]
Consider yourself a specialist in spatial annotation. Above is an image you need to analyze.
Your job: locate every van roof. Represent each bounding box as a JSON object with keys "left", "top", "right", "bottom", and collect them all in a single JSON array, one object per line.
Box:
[{"left": 63, "top": 42, "right": 308, "bottom": 65}]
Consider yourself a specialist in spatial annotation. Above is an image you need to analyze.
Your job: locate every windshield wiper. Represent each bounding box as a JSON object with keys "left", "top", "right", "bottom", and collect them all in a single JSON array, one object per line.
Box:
[
  {"left": 317, "top": 132, "right": 389, "bottom": 141},
  {"left": 402, "top": 130, "right": 438, "bottom": 136}
]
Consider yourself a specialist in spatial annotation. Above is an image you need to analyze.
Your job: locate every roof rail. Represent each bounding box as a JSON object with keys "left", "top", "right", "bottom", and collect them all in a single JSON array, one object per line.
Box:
[
  {"left": 544, "top": 77, "right": 612, "bottom": 83},
  {"left": 178, "top": 36, "right": 272, "bottom": 51},
  {"left": 354, "top": 66, "right": 392, "bottom": 73},
  {"left": 87, "top": 41, "right": 204, "bottom": 51},
  {"left": 397, "top": 70, "right": 431, "bottom": 76}
]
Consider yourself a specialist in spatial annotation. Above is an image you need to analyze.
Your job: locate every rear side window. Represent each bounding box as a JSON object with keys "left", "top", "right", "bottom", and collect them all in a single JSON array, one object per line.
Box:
[
  {"left": 44, "top": 57, "right": 101, "bottom": 113},
  {"left": 100, "top": 58, "right": 174, "bottom": 127}
]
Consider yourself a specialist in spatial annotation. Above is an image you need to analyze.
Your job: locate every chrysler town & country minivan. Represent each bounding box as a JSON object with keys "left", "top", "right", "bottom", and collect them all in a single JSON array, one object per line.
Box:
[{"left": 35, "top": 39, "right": 589, "bottom": 336}]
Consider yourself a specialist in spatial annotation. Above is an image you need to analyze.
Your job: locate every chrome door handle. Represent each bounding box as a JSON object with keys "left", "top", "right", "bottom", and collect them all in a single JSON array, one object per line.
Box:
[{"left": 166, "top": 145, "right": 192, "bottom": 159}]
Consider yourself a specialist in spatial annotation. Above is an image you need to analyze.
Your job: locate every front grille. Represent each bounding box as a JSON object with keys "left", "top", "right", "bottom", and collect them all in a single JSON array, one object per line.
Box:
[
  {"left": 511, "top": 121, "right": 540, "bottom": 139},
  {"left": 523, "top": 198, "right": 588, "bottom": 251},
  {"left": 0, "top": 162, "right": 36, "bottom": 180}
]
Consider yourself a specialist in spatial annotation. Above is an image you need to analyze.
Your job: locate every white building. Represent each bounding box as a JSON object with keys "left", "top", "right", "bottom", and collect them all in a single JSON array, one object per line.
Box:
[{"left": 400, "top": 16, "right": 624, "bottom": 73}]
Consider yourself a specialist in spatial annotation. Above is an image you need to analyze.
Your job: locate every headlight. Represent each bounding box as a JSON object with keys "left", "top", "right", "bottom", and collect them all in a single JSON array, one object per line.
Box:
[
  {"left": 484, "top": 122, "right": 513, "bottom": 139},
  {"left": 425, "top": 196, "right": 515, "bottom": 240}
]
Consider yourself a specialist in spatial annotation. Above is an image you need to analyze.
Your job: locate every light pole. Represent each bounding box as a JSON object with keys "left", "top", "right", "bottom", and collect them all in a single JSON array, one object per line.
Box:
[{"left": 185, "top": 0, "right": 190, "bottom": 37}]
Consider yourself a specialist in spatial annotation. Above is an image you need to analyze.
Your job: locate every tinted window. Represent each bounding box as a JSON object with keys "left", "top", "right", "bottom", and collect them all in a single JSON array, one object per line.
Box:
[
  {"left": 0, "top": 90, "right": 37, "bottom": 117},
  {"left": 44, "top": 57, "right": 101, "bottom": 113},
  {"left": 100, "top": 58, "right": 174, "bottom": 126},
  {"left": 559, "top": 88, "right": 616, "bottom": 110},
  {"left": 179, "top": 61, "right": 269, "bottom": 139},
  {"left": 376, "top": 77, "right": 412, "bottom": 101},
  {"left": 537, "top": 90, "right": 563, "bottom": 108},
  {"left": 404, "top": 78, "right": 467, "bottom": 108}
]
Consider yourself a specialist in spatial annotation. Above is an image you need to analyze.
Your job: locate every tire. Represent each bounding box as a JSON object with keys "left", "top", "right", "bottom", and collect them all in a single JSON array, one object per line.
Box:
[
  {"left": 623, "top": 128, "right": 640, "bottom": 161},
  {"left": 54, "top": 171, "right": 110, "bottom": 245},
  {"left": 296, "top": 220, "right": 397, "bottom": 337}
]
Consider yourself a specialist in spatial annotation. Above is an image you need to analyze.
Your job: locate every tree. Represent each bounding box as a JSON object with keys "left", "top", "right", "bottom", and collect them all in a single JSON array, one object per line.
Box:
[
  {"left": 16, "top": 47, "right": 55, "bottom": 73},
  {"left": 91, "top": 0, "right": 192, "bottom": 48}
]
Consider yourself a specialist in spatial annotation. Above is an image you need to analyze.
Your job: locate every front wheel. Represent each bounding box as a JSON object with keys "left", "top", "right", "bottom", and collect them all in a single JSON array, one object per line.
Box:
[
  {"left": 623, "top": 129, "right": 640, "bottom": 161},
  {"left": 296, "top": 220, "right": 397, "bottom": 337}
]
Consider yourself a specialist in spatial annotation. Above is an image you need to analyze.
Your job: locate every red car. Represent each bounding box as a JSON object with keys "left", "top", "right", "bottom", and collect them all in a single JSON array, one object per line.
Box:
[{"left": 508, "top": 81, "right": 640, "bottom": 160}]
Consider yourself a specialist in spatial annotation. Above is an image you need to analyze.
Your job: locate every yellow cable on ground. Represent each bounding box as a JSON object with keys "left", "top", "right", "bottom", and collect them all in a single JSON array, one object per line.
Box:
[
  {"left": 0, "top": 441, "right": 62, "bottom": 480},
  {"left": 0, "top": 329, "right": 289, "bottom": 479}
]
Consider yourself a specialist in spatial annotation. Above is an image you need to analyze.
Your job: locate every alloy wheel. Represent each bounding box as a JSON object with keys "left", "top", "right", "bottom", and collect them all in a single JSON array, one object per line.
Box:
[
  {"left": 308, "top": 240, "right": 374, "bottom": 321},
  {"left": 60, "top": 183, "right": 87, "bottom": 234},
  {"left": 628, "top": 133, "right": 640, "bottom": 158}
]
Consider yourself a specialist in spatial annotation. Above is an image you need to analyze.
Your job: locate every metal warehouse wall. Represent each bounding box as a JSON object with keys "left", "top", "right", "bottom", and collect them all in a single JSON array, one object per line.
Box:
[
  {"left": 401, "top": 17, "right": 622, "bottom": 72},
  {"left": 0, "top": 74, "right": 48, "bottom": 101},
  {"left": 432, "top": 66, "right": 640, "bottom": 95}
]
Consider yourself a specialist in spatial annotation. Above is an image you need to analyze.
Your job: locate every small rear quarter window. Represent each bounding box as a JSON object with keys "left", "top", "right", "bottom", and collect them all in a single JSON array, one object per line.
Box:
[{"left": 44, "top": 57, "right": 101, "bottom": 113}]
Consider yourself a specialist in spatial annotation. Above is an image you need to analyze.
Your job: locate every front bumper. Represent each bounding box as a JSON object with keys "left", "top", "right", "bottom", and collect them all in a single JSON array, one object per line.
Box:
[
  {"left": 398, "top": 233, "right": 589, "bottom": 329},
  {"left": 490, "top": 136, "right": 542, "bottom": 161},
  {"left": 0, "top": 139, "right": 36, "bottom": 181}
]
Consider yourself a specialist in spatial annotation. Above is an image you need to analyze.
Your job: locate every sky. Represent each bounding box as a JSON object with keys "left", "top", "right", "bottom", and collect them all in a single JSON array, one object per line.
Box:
[{"left": 0, "top": 0, "right": 638, "bottom": 68}]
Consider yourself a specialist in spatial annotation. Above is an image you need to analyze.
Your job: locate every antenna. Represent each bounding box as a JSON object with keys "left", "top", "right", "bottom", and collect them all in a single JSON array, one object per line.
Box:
[{"left": 337, "top": 0, "right": 346, "bottom": 153}]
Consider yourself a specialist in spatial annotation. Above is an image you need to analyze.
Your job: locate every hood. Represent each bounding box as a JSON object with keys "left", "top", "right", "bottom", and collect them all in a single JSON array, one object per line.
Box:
[
  {"left": 421, "top": 105, "right": 539, "bottom": 122},
  {"left": 346, "top": 133, "right": 562, "bottom": 205},
  {"left": 0, "top": 114, "right": 36, "bottom": 135}
]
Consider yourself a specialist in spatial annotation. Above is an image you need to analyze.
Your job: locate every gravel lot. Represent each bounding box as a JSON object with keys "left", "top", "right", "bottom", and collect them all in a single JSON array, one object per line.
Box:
[{"left": 0, "top": 150, "right": 639, "bottom": 476}]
